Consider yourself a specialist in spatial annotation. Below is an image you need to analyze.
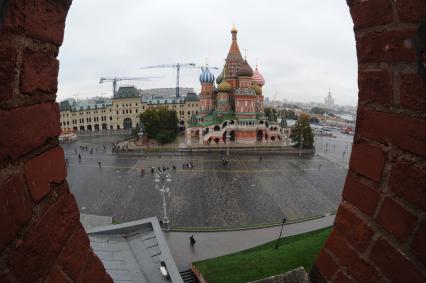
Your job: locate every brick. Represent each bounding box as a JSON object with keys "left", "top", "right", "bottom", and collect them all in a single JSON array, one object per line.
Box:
[
  {"left": 357, "top": 29, "right": 417, "bottom": 64},
  {"left": 46, "top": 268, "right": 69, "bottom": 283},
  {"left": 396, "top": 0, "right": 426, "bottom": 23},
  {"left": 25, "top": 146, "right": 67, "bottom": 201},
  {"left": 349, "top": 142, "right": 385, "bottom": 182},
  {"left": 332, "top": 271, "right": 353, "bottom": 283},
  {"left": 314, "top": 249, "right": 339, "bottom": 281},
  {"left": 0, "top": 174, "right": 33, "bottom": 252},
  {"left": 58, "top": 224, "right": 90, "bottom": 281},
  {"left": 0, "top": 44, "right": 18, "bottom": 102},
  {"left": 400, "top": 73, "right": 426, "bottom": 111},
  {"left": 103, "top": 273, "right": 114, "bottom": 283},
  {"left": 389, "top": 161, "right": 426, "bottom": 212},
  {"left": 0, "top": 102, "right": 60, "bottom": 162},
  {"left": 357, "top": 107, "right": 426, "bottom": 157},
  {"left": 371, "top": 238, "right": 425, "bottom": 283},
  {"left": 20, "top": 48, "right": 59, "bottom": 95},
  {"left": 358, "top": 68, "right": 393, "bottom": 105},
  {"left": 2, "top": 0, "right": 72, "bottom": 46},
  {"left": 411, "top": 220, "right": 426, "bottom": 267},
  {"left": 334, "top": 202, "right": 375, "bottom": 252},
  {"left": 349, "top": 0, "right": 394, "bottom": 30},
  {"left": 342, "top": 174, "right": 381, "bottom": 216},
  {"left": 6, "top": 193, "right": 80, "bottom": 283},
  {"left": 377, "top": 197, "right": 417, "bottom": 242},
  {"left": 325, "top": 230, "right": 382, "bottom": 283},
  {"left": 79, "top": 251, "right": 106, "bottom": 283}
]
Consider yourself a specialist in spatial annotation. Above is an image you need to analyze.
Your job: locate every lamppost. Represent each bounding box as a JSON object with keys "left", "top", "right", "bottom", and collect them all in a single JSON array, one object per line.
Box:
[
  {"left": 226, "top": 131, "right": 231, "bottom": 156},
  {"left": 154, "top": 169, "right": 172, "bottom": 231},
  {"left": 275, "top": 217, "right": 287, "bottom": 249}
]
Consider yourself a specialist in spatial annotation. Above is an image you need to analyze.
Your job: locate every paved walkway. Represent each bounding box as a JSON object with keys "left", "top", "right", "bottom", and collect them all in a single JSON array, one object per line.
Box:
[{"left": 164, "top": 214, "right": 335, "bottom": 270}]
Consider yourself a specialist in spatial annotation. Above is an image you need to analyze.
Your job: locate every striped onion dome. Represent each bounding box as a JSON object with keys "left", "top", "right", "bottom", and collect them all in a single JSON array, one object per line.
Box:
[
  {"left": 217, "top": 81, "right": 232, "bottom": 93},
  {"left": 199, "top": 66, "right": 215, "bottom": 84},
  {"left": 251, "top": 84, "right": 262, "bottom": 95},
  {"left": 252, "top": 66, "right": 265, "bottom": 86},
  {"left": 238, "top": 60, "right": 253, "bottom": 77},
  {"left": 216, "top": 69, "right": 224, "bottom": 84}
]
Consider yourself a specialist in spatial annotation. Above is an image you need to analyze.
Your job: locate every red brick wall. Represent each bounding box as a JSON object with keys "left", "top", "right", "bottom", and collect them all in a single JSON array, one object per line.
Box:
[
  {"left": 311, "top": 1, "right": 426, "bottom": 282},
  {"left": 0, "top": 1, "right": 112, "bottom": 282}
]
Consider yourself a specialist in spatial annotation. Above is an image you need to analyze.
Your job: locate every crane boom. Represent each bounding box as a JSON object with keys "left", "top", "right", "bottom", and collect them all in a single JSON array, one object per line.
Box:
[
  {"left": 140, "top": 63, "right": 219, "bottom": 97},
  {"left": 99, "top": 76, "right": 159, "bottom": 96}
]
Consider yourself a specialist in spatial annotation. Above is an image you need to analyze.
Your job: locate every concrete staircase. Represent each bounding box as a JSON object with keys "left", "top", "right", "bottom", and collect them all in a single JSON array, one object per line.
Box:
[{"left": 180, "top": 269, "right": 196, "bottom": 283}]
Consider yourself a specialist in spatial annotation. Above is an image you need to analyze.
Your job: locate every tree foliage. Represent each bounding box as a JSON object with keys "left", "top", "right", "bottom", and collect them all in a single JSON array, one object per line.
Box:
[
  {"left": 139, "top": 107, "right": 179, "bottom": 144},
  {"left": 289, "top": 113, "right": 314, "bottom": 148},
  {"left": 264, "top": 107, "right": 278, "bottom": 122}
]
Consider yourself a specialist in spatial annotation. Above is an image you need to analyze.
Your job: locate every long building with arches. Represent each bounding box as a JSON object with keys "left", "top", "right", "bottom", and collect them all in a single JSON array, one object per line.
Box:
[
  {"left": 186, "top": 26, "right": 285, "bottom": 145},
  {"left": 58, "top": 86, "right": 200, "bottom": 132}
]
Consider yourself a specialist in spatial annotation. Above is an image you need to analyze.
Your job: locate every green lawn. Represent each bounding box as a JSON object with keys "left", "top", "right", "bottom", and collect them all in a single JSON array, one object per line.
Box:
[{"left": 193, "top": 227, "right": 332, "bottom": 283}]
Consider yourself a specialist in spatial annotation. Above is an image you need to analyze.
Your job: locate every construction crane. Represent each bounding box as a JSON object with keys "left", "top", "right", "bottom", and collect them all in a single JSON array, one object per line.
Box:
[
  {"left": 99, "top": 77, "right": 155, "bottom": 96},
  {"left": 140, "top": 63, "right": 218, "bottom": 98}
]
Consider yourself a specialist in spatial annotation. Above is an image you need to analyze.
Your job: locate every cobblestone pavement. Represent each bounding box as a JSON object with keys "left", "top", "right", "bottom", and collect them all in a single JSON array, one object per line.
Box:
[{"left": 62, "top": 134, "right": 351, "bottom": 227}]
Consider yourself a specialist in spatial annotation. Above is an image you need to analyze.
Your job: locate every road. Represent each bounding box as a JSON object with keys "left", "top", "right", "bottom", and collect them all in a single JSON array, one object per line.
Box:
[{"left": 62, "top": 134, "right": 350, "bottom": 228}]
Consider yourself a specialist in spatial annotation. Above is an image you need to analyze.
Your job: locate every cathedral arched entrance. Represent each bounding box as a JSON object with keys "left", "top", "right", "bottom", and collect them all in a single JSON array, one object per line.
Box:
[
  {"left": 123, "top": 118, "right": 132, "bottom": 130},
  {"left": 230, "top": 130, "right": 236, "bottom": 142},
  {"left": 257, "top": 130, "right": 263, "bottom": 141}
]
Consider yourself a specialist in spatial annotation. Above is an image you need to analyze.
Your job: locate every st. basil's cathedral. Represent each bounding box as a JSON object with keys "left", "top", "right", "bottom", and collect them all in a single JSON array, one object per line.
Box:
[{"left": 186, "top": 26, "right": 285, "bottom": 145}]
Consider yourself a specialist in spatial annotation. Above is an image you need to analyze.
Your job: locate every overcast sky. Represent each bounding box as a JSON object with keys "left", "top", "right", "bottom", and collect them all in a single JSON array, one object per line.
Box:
[{"left": 58, "top": 0, "right": 358, "bottom": 106}]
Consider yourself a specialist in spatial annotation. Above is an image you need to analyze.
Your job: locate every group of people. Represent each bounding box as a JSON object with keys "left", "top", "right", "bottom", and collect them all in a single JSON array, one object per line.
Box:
[{"left": 182, "top": 161, "right": 194, "bottom": 169}]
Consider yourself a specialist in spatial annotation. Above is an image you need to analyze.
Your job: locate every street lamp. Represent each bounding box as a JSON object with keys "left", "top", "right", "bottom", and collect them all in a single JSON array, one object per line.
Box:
[
  {"left": 154, "top": 169, "right": 172, "bottom": 231},
  {"left": 226, "top": 131, "right": 231, "bottom": 156},
  {"left": 275, "top": 217, "right": 287, "bottom": 249}
]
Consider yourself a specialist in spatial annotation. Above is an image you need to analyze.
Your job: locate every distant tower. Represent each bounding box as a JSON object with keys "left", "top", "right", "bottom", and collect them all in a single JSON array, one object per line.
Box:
[
  {"left": 199, "top": 66, "right": 215, "bottom": 117},
  {"left": 324, "top": 89, "right": 335, "bottom": 109}
]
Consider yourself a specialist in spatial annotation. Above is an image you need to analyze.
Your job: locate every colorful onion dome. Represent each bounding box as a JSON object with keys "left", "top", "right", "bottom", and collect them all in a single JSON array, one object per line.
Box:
[
  {"left": 216, "top": 69, "right": 224, "bottom": 84},
  {"left": 199, "top": 66, "right": 215, "bottom": 84},
  {"left": 252, "top": 66, "right": 265, "bottom": 86},
  {"left": 251, "top": 84, "right": 262, "bottom": 95},
  {"left": 237, "top": 60, "right": 253, "bottom": 77},
  {"left": 217, "top": 81, "right": 232, "bottom": 93}
]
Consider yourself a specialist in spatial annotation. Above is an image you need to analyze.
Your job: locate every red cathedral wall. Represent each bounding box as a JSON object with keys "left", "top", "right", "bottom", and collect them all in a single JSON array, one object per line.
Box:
[
  {"left": 0, "top": 1, "right": 424, "bottom": 283},
  {"left": 311, "top": 1, "right": 426, "bottom": 282},
  {"left": 0, "top": 1, "right": 112, "bottom": 282}
]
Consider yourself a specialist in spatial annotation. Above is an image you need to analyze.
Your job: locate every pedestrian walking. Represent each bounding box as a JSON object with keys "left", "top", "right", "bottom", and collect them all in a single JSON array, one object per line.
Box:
[
  {"left": 78, "top": 154, "right": 81, "bottom": 161},
  {"left": 66, "top": 158, "right": 69, "bottom": 165},
  {"left": 151, "top": 167, "right": 154, "bottom": 174},
  {"left": 98, "top": 161, "right": 101, "bottom": 168},
  {"left": 173, "top": 165, "right": 176, "bottom": 170},
  {"left": 259, "top": 156, "right": 263, "bottom": 162},
  {"left": 189, "top": 235, "right": 196, "bottom": 247}
]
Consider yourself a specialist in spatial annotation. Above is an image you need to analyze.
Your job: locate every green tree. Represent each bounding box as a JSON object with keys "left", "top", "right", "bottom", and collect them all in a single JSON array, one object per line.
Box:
[
  {"left": 289, "top": 113, "right": 314, "bottom": 148},
  {"left": 285, "top": 109, "right": 297, "bottom": 120},
  {"left": 139, "top": 107, "right": 179, "bottom": 144},
  {"left": 264, "top": 107, "right": 278, "bottom": 122}
]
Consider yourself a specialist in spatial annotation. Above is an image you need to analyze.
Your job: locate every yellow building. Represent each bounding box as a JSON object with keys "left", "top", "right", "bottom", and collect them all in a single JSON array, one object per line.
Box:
[{"left": 59, "top": 86, "right": 200, "bottom": 132}]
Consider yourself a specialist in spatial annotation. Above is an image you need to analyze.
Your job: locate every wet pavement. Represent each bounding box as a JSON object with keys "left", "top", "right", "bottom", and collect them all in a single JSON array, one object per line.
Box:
[{"left": 62, "top": 133, "right": 352, "bottom": 228}]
